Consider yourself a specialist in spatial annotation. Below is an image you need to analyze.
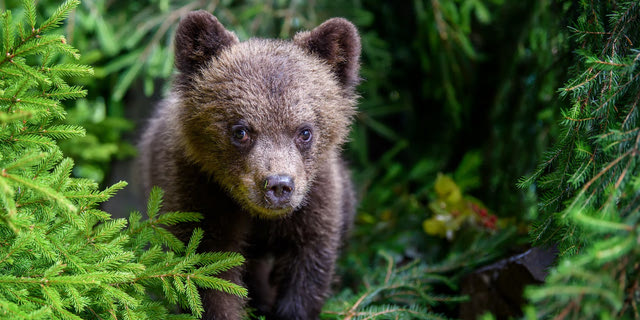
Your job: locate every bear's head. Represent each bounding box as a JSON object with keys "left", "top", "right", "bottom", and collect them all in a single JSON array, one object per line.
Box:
[{"left": 172, "top": 11, "right": 360, "bottom": 218}]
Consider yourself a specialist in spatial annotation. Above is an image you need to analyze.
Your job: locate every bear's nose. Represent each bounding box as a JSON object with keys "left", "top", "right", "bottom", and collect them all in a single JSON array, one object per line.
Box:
[{"left": 264, "top": 174, "right": 294, "bottom": 206}]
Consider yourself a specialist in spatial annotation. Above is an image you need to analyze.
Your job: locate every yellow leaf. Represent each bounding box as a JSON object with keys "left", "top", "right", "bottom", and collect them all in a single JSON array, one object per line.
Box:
[
  {"left": 434, "top": 173, "right": 462, "bottom": 205},
  {"left": 358, "top": 212, "right": 376, "bottom": 224},
  {"left": 423, "top": 217, "right": 447, "bottom": 237}
]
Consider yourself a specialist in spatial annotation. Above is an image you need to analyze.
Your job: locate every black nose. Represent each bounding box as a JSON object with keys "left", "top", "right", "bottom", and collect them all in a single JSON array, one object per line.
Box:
[{"left": 264, "top": 175, "right": 294, "bottom": 206}]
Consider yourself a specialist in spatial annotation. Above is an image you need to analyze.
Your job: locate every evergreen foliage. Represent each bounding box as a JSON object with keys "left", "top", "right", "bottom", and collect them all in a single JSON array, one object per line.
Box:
[
  {"left": 520, "top": 1, "right": 640, "bottom": 318},
  {"left": 322, "top": 252, "right": 463, "bottom": 320},
  {"left": 0, "top": 1, "right": 245, "bottom": 319}
]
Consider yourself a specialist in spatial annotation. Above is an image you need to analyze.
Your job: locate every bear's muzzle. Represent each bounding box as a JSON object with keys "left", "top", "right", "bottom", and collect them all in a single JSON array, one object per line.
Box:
[{"left": 263, "top": 174, "right": 295, "bottom": 208}]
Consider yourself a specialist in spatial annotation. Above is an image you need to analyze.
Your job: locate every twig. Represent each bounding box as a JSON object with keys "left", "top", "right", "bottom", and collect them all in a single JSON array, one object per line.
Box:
[
  {"left": 563, "top": 69, "right": 600, "bottom": 92},
  {"left": 362, "top": 308, "right": 426, "bottom": 320},
  {"left": 581, "top": 148, "right": 632, "bottom": 193},
  {"left": 344, "top": 290, "right": 371, "bottom": 320},
  {"left": 621, "top": 90, "right": 640, "bottom": 129},
  {"left": 384, "top": 255, "right": 393, "bottom": 285}
]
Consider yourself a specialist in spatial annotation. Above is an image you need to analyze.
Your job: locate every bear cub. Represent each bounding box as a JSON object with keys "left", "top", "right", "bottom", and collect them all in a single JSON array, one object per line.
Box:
[{"left": 139, "top": 10, "right": 360, "bottom": 320}]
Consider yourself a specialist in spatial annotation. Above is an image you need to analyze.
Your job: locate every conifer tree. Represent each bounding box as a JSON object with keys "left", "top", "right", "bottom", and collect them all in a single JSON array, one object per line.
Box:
[
  {"left": 519, "top": 1, "right": 640, "bottom": 318},
  {"left": 0, "top": 1, "right": 246, "bottom": 319}
]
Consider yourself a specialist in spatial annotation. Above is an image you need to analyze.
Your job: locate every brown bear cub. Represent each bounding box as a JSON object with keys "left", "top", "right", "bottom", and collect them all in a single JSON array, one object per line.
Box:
[{"left": 138, "top": 10, "right": 360, "bottom": 320}]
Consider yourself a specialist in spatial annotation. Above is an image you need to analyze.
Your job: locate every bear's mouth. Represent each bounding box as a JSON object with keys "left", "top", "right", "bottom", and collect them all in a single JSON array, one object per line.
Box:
[
  {"left": 262, "top": 196, "right": 293, "bottom": 210},
  {"left": 246, "top": 198, "right": 296, "bottom": 219}
]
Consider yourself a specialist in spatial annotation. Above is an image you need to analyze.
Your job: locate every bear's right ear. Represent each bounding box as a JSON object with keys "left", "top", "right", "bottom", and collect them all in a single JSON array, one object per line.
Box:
[
  {"left": 294, "top": 18, "right": 361, "bottom": 90},
  {"left": 174, "top": 11, "right": 238, "bottom": 75}
]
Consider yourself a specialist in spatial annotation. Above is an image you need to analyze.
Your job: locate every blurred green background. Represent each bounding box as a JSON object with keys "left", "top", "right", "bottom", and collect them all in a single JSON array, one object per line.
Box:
[{"left": 1, "top": 0, "right": 577, "bottom": 318}]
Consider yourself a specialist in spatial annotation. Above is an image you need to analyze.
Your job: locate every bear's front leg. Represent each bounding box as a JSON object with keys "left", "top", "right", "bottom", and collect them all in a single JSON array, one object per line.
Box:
[
  {"left": 200, "top": 266, "right": 246, "bottom": 320},
  {"left": 270, "top": 235, "right": 340, "bottom": 320},
  {"left": 194, "top": 207, "right": 252, "bottom": 320}
]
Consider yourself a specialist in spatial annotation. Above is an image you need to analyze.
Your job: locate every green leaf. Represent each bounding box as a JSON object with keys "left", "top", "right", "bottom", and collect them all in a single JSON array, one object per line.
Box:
[
  {"left": 66, "top": 287, "right": 87, "bottom": 313},
  {"left": 101, "top": 285, "right": 139, "bottom": 309},
  {"left": 92, "top": 219, "right": 129, "bottom": 242},
  {"left": 154, "top": 211, "right": 203, "bottom": 226},
  {"left": 196, "top": 252, "right": 245, "bottom": 276},
  {"left": 22, "top": 0, "right": 37, "bottom": 29},
  {"left": 39, "top": 125, "right": 86, "bottom": 139},
  {"left": 2, "top": 171, "right": 76, "bottom": 213},
  {"left": 161, "top": 276, "right": 178, "bottom": 304},
  {"left": 16, "top": 96, "right": 59, "bottom": 110},
  {"left": 38, "top": 0, "right": 80, "bottom": 34},
  {"left": 3, "top": 150, "right": 46, "bottom": 171},
  {"left": 185, "top": 228, "right": 203, "bottom": 257},
  {"left": 147, "top": 186, "right": 163, "bottom": 221},
  {"left": 150, "top": 226, "right": 185, "bottom": 253},
  {"left": 95, "top": 15, "right": 118, "bottom": 56},
  {"left": 527, "top": 284, "right": 622, "bottom": 311},
  {"left": 137, "top": 245, "right": 163, "bottom": 265},
  {"left": 49, "top": 38, "right": 82, "bottom": 60},
  {"left": 10, "top": 58, "right": 51, "bottom": 86},
  {"left": 13, "top": 35, "right": 65, "bottom": 59},
  {"left": 12, "top": 135, "right": 57, "bottom": 150},
  {"left": 50, "top": 157, "right": 73, "bottom": 191},
  {"left": 185, "top": 278, "right": 204, "bottom": 317},
  {"left": 473, "top": 0, "right": 492, "bottom": 24},
  {"left": 1, "top": 11, "right": 14, "bottom": 55},
  {"left": 112, "top": 62, "right": 143, "bottom": 101},
  {"left": 47, "top": 65, "right": 94, "bottom": 79},
  {"left": 0, "top": 176, "right": 17, "bottom": 225}
]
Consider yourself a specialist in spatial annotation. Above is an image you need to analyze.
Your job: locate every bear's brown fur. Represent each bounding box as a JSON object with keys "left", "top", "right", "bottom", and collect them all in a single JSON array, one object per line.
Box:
[{"left": 139, "top": 11, "right": 360, "bottom": 320}]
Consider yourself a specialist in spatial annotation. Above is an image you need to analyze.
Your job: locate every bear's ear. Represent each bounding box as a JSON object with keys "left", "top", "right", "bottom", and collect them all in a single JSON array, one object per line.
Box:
[
  {"left": 174, "top": 11, "right": 238, "bottom": 75},
  {"left": 294, "top": 18, "right": 361, "bottom": 89}
]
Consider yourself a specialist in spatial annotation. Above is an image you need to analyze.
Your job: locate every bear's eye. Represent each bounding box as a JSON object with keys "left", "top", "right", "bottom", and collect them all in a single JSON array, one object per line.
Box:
[
  {"left": 231, "top": 126, "right": 250, "bottom": 144},
  {"left": 297, "top": 128, "right": 313, "bottom": 145},
  {"left": 299, "top": 129, "right": 312, "bottom": 142}
]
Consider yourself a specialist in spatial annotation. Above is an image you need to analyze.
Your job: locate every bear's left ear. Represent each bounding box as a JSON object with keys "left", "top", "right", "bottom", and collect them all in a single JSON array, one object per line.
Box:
[
  {"left": 174, "top": 11, "right": 239, "bottom": 76},
  {"left": 294, "top": 18, "right": 361, "bottom": 89}
]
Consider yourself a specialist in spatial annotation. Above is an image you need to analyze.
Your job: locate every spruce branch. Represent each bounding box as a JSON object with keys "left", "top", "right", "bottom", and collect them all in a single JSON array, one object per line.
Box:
[
  {"left": 0, "top": 1, "right": 247, "bottom": 318},
  {"left": 322, "top": 251, "right": 464, "bottom": 320},
  {"left": 37, "top": 0, "right": 80, "bottom": 35},
  {"left": 524, "top": 1, "right": 640, "bottom": 318},
  {"left": 1, "top": 170, "right": 77, "bottom": 213}
]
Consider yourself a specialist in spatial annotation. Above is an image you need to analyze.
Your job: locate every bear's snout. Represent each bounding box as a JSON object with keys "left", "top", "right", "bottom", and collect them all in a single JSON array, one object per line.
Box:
[{"left": 264, "top": 174, "right": 295, "bottom": 207}]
